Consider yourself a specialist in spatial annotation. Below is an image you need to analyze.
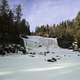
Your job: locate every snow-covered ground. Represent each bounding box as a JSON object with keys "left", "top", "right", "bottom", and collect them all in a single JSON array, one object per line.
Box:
[{"left": 0, "top": 36, "right": 80, "bottom": 80}]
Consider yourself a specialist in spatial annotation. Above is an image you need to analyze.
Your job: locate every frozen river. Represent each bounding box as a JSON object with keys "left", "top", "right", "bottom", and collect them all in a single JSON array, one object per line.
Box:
[{"left": 0, "top": 36, "right": 80, "bottom": 80}]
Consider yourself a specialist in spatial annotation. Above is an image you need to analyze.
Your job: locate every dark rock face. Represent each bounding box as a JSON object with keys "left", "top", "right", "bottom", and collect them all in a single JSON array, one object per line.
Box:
[
  {"left": 29, "top": 52, "right": 36, "bottom": 55},
  {"left": 77, "top": 54, "right": 80, "bottom": 56},
  {"left": 4, "top": 47, "right": 10, "bottom": 53},
  {"left": 22, "top": 50, "right": 27, "bottom": 54},
  {"left": 47, "top": 58, "right": 57, "bottom": 62},
  {"left": 57, "top": 37, "right": 73, "bottom": 48},
  {"left": 21, "top": 35, "right": 28, "bottom": 39},
  {"left": 0, "top": 48, "right": 5, "bottom": 56},
  {"left": 52, "top": 58, "right": 57, "bottom": 61},
  {"left": 38, "top": 45, "right": 42, "bottom": 47}
]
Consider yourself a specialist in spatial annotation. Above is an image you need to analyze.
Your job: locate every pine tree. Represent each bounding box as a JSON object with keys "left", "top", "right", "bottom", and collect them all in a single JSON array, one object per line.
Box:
[
  {"left": 15, "top": 4, "right": 22, "bottom": 37},
  {"left": 0, "top": 0, "right": 10, "bottom": 45}
]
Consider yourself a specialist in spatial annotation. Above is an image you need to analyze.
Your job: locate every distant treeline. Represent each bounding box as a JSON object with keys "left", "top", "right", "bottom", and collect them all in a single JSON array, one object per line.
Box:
[
  {"left": 0, "top": 0, "right": 30, "bottom": 45},
  {"left": 35, "top": 12, "right": 80, "bottom": 48}
]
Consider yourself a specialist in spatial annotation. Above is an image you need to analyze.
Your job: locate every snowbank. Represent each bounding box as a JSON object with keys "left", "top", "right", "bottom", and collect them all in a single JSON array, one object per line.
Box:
[{"left": 0, "top": 36, "right": 80, "bottom": 80}]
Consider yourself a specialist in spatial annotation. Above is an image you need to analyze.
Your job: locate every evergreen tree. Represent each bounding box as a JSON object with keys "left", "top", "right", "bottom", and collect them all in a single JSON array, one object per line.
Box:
[
  {"left": 0, "top": 0, "right": 9, "bottom": 15},
  {"left": 15, "top": 4, "right": 22, "bottom": 37},
  {"left": 0, "top": 0, "right": 10, "bottom": 44},
  {"left": 20, "top": 19, "right": 30, "bottom": 35}
]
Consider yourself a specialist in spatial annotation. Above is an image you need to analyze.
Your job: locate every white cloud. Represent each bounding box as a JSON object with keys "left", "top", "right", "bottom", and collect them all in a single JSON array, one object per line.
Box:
[
  {"left": 9, "top": 0, "right": 80, "bottom": 31},
  {"left": 26, "top": 0, "right": 80, "bottom": 31}
]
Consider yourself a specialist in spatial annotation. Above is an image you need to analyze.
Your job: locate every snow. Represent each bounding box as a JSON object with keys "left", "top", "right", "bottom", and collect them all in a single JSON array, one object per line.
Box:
[{"left": 0, "top": 36, "right": 80, "bottom": 80}]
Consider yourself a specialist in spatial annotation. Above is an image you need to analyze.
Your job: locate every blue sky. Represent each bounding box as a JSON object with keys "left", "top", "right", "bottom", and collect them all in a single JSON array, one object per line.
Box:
[{"left": 9, "top": 0, "right": 80, "bottom": 31}]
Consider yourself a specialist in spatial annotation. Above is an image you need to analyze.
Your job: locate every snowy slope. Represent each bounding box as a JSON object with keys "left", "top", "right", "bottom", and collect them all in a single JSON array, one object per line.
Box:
[{"left": 0, "top": 36, "right": 80, "bottom": 80}]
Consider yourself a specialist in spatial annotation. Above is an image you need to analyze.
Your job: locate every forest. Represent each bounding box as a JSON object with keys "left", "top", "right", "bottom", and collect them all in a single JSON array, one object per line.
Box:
[
  {"left": 0, "top": 0, "right": 30, "bottom": 55},
  {"left": 35, "top": 12, "right": 80, "bottom": 49}
]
